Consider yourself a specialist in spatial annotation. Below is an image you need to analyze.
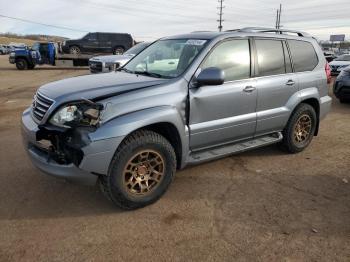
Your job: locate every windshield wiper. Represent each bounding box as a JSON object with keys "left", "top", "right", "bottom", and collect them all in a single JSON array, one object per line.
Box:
[
  {"left": 134, "top": 71, "right": 164, "bottom": 78},
  {"left": 118, "top": 67, "right": 133, "bottom": 74}
]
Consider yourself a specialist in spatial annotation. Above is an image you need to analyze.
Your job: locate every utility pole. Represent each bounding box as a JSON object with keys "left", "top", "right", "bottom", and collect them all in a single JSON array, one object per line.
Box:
[
  {"left": 275, "top": 4, "right": 282, "bottom": 29},
  {"left": 217, "top": 0, "right": 224, "bottom": 32}
]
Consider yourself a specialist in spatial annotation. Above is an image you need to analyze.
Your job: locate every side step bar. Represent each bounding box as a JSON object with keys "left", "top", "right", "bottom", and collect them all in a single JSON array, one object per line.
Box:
[{"left": 187, "top": 132, "right": 283, "bottom": 165}]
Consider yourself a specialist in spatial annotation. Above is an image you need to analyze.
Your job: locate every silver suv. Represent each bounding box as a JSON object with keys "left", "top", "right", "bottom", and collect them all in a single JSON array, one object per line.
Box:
[
  {"left": 89, "top": 42, "right": 150, "bottom": 73},
  {"left": 22, "top": 28, "right": 332, "bottom": 209}
]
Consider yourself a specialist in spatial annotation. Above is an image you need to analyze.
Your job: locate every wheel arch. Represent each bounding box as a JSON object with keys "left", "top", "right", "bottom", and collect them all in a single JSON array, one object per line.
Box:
[
  {"left": 137, "top": 122, "right": 182, "bottom": 169},
  {"left": 15, "top": 56, "right": 29, "bottom": 63},
  {"left": 90, "top": 106, "right": 189, "bottom": 171},
  {"left": 299, "top": 98, "right": 320, "bottom": 136}
]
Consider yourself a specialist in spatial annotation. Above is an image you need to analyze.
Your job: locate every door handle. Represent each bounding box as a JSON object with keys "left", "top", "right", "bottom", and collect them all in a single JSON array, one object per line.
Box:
[
  {"left": 243, "top": 86, "right": 256, "bottom": 93},
  {"left": 286, "top": 80, "right": 295, "bottom": 86}
]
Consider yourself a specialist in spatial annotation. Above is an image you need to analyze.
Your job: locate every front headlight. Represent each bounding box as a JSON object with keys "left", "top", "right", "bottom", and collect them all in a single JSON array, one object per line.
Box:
[{"left": 49, "top": 102, "right": 102, "bottom": 128}]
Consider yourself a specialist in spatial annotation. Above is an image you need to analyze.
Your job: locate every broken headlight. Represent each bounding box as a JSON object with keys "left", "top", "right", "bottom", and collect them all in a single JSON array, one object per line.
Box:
[{"left": 49, "top": 102, "right": 103, "bottom": 128}]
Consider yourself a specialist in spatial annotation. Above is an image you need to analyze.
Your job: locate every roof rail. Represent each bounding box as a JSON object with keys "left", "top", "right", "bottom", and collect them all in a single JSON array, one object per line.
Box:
[{"left": 227, "top": 27, "right": 311, "bottom": 37}]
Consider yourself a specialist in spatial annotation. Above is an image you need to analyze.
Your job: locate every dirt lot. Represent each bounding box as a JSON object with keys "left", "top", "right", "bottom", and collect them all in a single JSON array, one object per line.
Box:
[{"left": 0, "top": 55, "right": 349, "bottom": 261}]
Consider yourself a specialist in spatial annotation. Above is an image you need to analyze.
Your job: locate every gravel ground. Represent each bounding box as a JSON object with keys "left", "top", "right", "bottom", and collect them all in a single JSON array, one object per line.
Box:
[{"left": 0, "top": 56, "right": 349, "bottom": 261}]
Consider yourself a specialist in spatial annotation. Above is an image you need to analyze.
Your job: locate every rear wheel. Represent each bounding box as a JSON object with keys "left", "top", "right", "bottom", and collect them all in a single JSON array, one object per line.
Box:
[
  {"left": 281, "top": 103, "right": 317, "bottom": 153},
  {"left": 69, "top": 46, "right": 81, "bottom": 55},
  {"left": 113, "top": 46, "right": 124, "bottom": 55},
  {"left": 99, "top": 130, "right": 176, "bottom": 210},
  {"left": 16, "top": 58, "right": 28, "bottom": 70}
]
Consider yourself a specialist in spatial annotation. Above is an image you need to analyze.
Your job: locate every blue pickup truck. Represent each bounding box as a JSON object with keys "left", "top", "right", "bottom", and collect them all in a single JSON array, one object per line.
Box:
[{"left": 9, "top": 42, "right": 93, "bottom": 70}]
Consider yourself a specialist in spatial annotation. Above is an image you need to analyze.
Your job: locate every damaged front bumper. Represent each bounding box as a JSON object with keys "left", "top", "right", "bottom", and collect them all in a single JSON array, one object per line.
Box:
[{"left": 21, "top": 107, "right": 124, "bottom": 186}]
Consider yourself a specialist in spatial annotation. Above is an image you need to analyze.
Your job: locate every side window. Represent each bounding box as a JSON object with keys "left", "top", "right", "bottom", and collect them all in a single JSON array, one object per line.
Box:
[
  {"left": 98, "top": 34, "right": 109, "bottom": 41},
  {"left": 201, "top": 39, "right": 250, "bottom": 82},
  {"left": 86, "top": 33, "right": 97, "bottom": 41},
  {"left": 283, "top": 41, "right": 293, "bottom": 73},
  {"left": 288, "top": 40, "right": 318, "bottom": 72},
  {"left": 255, "top": 39, "right": 285, "bottom": 77}
]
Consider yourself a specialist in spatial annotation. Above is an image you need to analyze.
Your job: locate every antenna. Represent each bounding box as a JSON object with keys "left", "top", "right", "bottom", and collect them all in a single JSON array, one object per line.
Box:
[{"left": 217, "top": 0, "right": 225, "bottom": 32}]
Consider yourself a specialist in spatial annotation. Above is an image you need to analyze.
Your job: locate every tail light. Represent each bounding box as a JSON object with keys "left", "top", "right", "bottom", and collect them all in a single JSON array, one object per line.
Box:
[{"left": 325, "top": 62, "right": 331, "bottom": 84}]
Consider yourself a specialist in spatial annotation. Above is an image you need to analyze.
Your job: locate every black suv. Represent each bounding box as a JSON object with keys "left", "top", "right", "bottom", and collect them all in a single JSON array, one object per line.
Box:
[{"left": 61, "top": 32, "right": 134, "bottom": 55}]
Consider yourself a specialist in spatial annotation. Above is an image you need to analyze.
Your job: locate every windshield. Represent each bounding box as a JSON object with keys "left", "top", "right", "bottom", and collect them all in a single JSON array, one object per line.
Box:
[
  {"left": 31, "top": 43, "right": 40, "bottom": 51},
  {"left": 124, "top": 42, "right": 149, "bottom": 56},
  {"left": 123, "top": 39, "right": 208, "bottom": 79},
  {"left": 335, "top": 55, "right": 350, "bottom": 61}
]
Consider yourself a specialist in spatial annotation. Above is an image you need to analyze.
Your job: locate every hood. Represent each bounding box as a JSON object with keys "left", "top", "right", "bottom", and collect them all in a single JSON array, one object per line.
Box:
[
  {"left": 38, "top": 71, "right": 168, "bottom": 103},
  {"left": 329, "top": 60, "right": 350, "bottom": 66},
  {"left": 90, "top": 54, "right": 133, "bottom": 63}
]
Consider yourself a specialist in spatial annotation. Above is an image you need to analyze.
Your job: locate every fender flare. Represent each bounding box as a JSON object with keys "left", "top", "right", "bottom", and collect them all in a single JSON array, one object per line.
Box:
[{"left": 90, "top": 106, "right": 189, "bottom": 168}]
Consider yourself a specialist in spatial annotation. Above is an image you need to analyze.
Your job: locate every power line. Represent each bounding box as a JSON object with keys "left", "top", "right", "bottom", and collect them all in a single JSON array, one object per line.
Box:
[
  {"left": 0, "top": 14, "right": 89, "bottom": 32},
  {"left": 217, "top": 0, "right": 224, "bottom": 32}
]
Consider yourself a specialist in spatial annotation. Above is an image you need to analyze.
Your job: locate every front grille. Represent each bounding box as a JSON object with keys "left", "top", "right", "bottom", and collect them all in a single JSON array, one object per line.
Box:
[
  {"left": 331, "top": 65, "right": 339, "bottom": 71},
  {"left": 89, "top": 61, "right": 103, "bottom": 72},
  {"left": 32, "top": 92, "right": 54, "bottom": 121}
]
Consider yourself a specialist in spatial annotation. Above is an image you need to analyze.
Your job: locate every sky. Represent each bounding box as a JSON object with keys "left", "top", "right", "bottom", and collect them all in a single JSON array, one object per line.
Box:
[{"left": 0, "top": 0, "right": 349, "bottom": 41}]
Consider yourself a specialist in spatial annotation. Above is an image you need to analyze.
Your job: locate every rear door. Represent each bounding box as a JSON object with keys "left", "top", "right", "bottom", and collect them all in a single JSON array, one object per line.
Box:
[
  {"left": 98, "top": 33, "right": 113, "bottom": 53},
  {"left": 189, "top": 38, "right": 257, "bottom": 150},
  {"left": 253, "top": 38, "right": 297, "bottom": 136}
]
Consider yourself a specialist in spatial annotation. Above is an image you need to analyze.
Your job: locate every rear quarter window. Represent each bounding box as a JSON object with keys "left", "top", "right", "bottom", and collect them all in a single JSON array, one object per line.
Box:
[{"left": 287, "top": 40, "right": 318, "bottom": 72}]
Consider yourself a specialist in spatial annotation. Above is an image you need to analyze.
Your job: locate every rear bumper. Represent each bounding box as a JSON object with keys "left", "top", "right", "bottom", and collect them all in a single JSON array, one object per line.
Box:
[
  {"left": 21, "top": 108, "right": 124, "bottom": 186},
  {"left": 319, "top": 95, "right": 332, "bottom": 120},
  {"left": 61, "top": 45, "right": 70, "bottom": 54}
]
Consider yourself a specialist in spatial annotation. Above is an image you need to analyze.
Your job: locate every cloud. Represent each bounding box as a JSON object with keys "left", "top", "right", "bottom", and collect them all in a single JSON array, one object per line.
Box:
[{"left": 0, "top": 0, "right": 349, "bottom": 41}]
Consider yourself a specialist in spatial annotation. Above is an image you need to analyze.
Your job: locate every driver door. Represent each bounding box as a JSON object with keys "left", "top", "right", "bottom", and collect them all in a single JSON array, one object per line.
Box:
[{"left": 189, "top": 39, "right": 257, "bottom": 150}]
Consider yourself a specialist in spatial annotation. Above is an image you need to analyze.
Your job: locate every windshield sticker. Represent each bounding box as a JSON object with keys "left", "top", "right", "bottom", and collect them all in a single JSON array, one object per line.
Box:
[{"left": 186, "top": 39, "right": 207, "bottom": 46}]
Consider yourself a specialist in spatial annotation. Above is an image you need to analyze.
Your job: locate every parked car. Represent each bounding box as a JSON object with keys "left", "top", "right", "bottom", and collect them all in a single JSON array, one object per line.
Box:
[
  {"left": 333, "top": 65, "right": 350, "bottom": 103},
  {"left": 61, "top": 32, "right": 134, "bottom": 55},
  {"left": 8, "top": 42, "right": 27, "bottom": 52},
  {"left": 329, "top": 54, "right": 350, "bottom": 75},
  {"left": 323, "top": 51, "right": 336, "bottom": 62},
  {"left": 89, "top": 42, "right": 150, "bottom": 73},
  {"left": 21, "top": 28, "right": 331, "bottom": 209},
  {"left": 0, "top": 44, "right": 10, "bottom": 54}
]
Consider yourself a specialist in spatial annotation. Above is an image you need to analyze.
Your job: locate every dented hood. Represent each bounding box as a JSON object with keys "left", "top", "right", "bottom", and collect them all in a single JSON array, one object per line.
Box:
[{"left": 38, "top": 71, "right": 167, "bottom": 103}]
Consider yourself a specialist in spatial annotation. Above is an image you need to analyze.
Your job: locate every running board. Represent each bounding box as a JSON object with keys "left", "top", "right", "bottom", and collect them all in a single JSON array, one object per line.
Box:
[{"left": 187, "top": 132, "right": 283, "bottom": 164}]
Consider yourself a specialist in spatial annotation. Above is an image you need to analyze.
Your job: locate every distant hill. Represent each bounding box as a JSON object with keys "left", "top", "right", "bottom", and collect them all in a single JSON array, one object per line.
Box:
[{"left": 0, "top": 33, "right": 67, "bottom": 45}]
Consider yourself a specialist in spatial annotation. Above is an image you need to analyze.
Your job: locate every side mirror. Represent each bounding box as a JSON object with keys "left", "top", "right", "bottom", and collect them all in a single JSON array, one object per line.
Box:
[{"left": 196, "top": 67, "right": 225, "bottom": 87}]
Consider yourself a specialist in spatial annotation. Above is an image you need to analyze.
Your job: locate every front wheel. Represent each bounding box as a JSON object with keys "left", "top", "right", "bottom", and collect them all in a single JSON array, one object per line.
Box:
[
  {"left": 69, "top": 46, "right": 81, "bottom": 55},
  {"left": 99, "top": 130, "right": 176, "bottom": 210},
  {"left": 16, "top": 58, "right": 28, "bottom": 70},
  {"left": 281, "top": 103, "right": 317, "bottom": 153}
]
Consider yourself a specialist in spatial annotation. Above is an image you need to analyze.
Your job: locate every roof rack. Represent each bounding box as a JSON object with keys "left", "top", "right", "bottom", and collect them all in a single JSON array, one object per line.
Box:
[{"left": 226, "top": 27, "right": 311, "bottom": 37}]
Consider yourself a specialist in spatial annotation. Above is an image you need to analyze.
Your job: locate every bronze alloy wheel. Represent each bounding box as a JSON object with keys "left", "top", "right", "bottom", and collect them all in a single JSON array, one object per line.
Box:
[
  {"left": 293, "top": 114, "right": 312, "bottom": 144},
  {"left": 123, "top": 150, "right": 165, "bottom": 196}
]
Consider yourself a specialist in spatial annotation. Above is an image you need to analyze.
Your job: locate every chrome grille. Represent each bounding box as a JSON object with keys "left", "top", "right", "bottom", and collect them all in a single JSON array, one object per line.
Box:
[{"left": 32, "top": 92, "right": 54, "bottom": 121}]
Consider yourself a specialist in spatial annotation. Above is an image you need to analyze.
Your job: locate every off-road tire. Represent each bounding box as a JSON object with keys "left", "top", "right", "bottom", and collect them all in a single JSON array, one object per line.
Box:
[
  {"left": 16, "top": 58, "right": 28, "bottom": 70},
  {"left": 281, "top": 103, "right": 317, "bottom": 153},
  {"left": 69, "top": 46, "right": 81, "bottom": 55},
  {"left": 99, "top": 130, "right": 176, "bottom": 210}
]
